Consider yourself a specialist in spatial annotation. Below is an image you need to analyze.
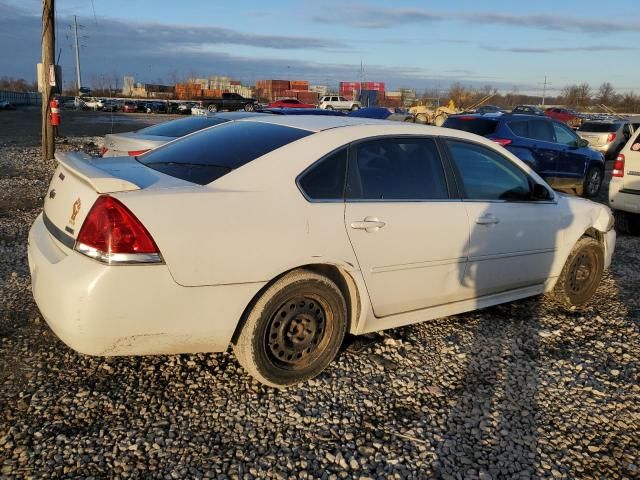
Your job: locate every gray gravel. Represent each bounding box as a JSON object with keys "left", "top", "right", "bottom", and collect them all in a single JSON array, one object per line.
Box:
[{"left": 1, "top": 139, "right": 639, "bottom": 479}]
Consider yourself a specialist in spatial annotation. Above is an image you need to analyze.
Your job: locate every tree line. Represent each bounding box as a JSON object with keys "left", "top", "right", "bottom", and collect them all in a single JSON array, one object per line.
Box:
[{"left": 420, "top": 82, "right": 640, "bottom": 114}]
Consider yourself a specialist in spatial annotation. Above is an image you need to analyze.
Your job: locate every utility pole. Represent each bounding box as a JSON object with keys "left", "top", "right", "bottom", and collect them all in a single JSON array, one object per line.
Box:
[
  {"left": 542, "top": 75, "right": 549, "bottom": 107},
  {"left": 73, "top": 15, "right": 82, "bottom": 94},
  {"left": 41, "top": 0, "right": 55, "bottom": 161}
]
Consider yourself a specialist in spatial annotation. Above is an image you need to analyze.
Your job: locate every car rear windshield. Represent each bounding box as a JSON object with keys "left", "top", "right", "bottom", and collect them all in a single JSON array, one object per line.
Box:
[
  {"left": 136, "top": 116, "right": 230, "bottom": 138},
  {"left": 138, "top": 121, "right": 312, "bottom": 185},
  {"left": 443, "top": 117, "right": 499, "bottom": 136},
  {"left": 579, "top": 122, "right": 618, "bottom": 133}
]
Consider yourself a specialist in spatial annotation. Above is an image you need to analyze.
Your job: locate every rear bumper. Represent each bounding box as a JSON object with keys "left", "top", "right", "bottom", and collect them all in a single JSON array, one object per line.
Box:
[
  {"left": 609, "top": 178, "right": 640, "bottom": 214},
  {"left": 28, "top": 213, "right": 265, "bottom": 356}
]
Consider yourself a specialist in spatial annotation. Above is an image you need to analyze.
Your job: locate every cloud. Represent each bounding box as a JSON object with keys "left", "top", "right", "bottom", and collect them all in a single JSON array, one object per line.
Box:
[
  {"left": 481, "top": 45, "right": 638, "bottom": 54},
  {"left": 311, "top": 4, "right": 640, "bottom": 34}
]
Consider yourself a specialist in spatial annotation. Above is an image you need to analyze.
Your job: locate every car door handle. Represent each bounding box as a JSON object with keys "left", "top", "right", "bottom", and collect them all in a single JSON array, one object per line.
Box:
[
  {"left": 475, "top": 215, "right": 500, "bottom": 225},
  {"left": 351, "top": 217, "right": 386, "bottom": 233}
]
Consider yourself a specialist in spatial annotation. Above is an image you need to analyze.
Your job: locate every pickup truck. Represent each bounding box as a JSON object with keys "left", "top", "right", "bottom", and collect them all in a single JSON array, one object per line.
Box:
[{"left": 200, "top": 93, "right": 258, "bottom": 113}]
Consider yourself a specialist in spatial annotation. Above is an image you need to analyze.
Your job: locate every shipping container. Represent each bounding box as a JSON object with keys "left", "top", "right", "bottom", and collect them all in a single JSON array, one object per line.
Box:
[
  {"left": 290, "top": 80, "right": 309, "bottom": 90},
  {"left": 359, "top": 90, "right": 379, "bottom": 107}
]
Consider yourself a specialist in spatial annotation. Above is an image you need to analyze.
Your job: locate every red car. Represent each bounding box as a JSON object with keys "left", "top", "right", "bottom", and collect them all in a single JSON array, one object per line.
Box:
[
  {"left": 267, "top": 98, "right": 315, "bottom": 109},
  {"left": 545, "top": 107, "right": 582, "bottom": 128},
  {"left": 122, "top": 101, "right": 138, "bottom": 113}
]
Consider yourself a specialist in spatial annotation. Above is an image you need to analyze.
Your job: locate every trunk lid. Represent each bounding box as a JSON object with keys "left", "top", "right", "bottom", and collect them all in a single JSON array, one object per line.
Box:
[
  {"left": 103, "top": 133, "right": 172, "bottom": 157},
  {"left": 577, "top": 131, "right": 608, "bottom": 147},
  {"left": 622, "top": 132, "right": 640, "bottom": 190},
  {"left": 43, "top": 152, "right": 188, "bottom": 251}
]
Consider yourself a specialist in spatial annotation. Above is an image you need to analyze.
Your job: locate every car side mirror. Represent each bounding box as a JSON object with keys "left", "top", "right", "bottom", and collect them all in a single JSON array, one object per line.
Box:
[
  {"left": 577, "top": 138, "right": 589, "bottom": 148},
  {"left": 532, "top": 183, "right": 551, "bottom": 201}
]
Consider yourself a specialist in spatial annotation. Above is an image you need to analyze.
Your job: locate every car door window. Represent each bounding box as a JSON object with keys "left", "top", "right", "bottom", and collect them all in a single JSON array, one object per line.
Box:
[
  {"left": 552, "top": 122, "right": 578, "bottom": 145},
  {"left": 528, "top": 120, "right": 555, "bottom": 142},
  {"left": 508, "top": 120, "right": 528, "bottom": 137},
  {"left": 347, "top": 137, "right": 448, "bottom": 200},
  {"left": 298, "top": 148, "right": 347, "bottom": 200},
  {"left": 623, "top": 124, "right": 631, "bottom": 139},
  {"left": 446, "top": 140, "right": 532, "bottom": 201}
]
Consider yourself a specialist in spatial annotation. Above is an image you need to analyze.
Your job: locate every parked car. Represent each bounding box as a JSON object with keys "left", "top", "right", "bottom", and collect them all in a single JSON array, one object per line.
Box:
[
  {"left": 0, "top": 100, "right": 16, "bottom": 110},
  {"left": 260, "top": 108, "right": 346, "bottom": 117},
  {"left": 145, "top": 101, "right": 168, "bottom": 114},
  {"left": 122, "top": 101, "right": 138, "bottom": 113},
  {"left": 62, "top": 97, "right": 86, "bottom": 110},
  {"left": 443, "top": 114, "right": 605, "bottom": 197},
  {"left": 101, "top": 112, "right": 269, "bottom": 157},
  {"left": 29, "top": 116, "right": 615, "bottom": 387},
  {"left": 347, "top": 107, "right": 413, "bottom": 122},
  {"left": 268, "top": 98, "right": 316, "bottom": 109},
  {"left": 319, "top": 95, "right": 361, "bottom": 111},
  {"left": 83, "top": 97, "right": 104, "bottom": 110},
  {"left": 101, "top": 100, "right": 120, "bottom": 112},
  {"left": 177, "top": 102, "right": 196, "bottom": 114},
  {"left": 545, "top": 107, "right": 582, "bottom": 128},
  {"left": 200, "top": 92, "right": 258, "bottom": 113},
  {"left": 475, "top": 105, "right": 505, "bottom": 115},
  {"left": 512, "top": 105, "right": 544, "bottom": 116},
  {"left": 609, "top": 128, "right": 640, "bottom": 234},
  {"left": 577, "top": 121, "right": 634, "bottom": 159}
]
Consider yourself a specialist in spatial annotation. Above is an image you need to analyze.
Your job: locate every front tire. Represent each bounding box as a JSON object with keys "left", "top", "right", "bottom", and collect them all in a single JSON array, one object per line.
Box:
[
  {"left": 244, "top": 103, "right": 255, "bottom": 112},
  {"left": 351, "top": 105, "right": 359, "bottom": 111},
  {"left": 207, "top": 104, "right": 218, "bottom": 113},
  {"left": 233, "top": 271, "right": 347, "bottom": 388},
  {"left": 325, "top": 105, "right": 333, "bottom": 110},
  {"left": 582, "top": 166, "right": 603, "bottom": 198},
  {"left": 551, "top": 237, "right": 604, "bottom": 307}
]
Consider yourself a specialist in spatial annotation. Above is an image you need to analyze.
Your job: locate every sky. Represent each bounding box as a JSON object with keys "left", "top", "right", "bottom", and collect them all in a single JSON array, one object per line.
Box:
[{"left": 1, "top": 0, "right": 639, "bottom": 96}]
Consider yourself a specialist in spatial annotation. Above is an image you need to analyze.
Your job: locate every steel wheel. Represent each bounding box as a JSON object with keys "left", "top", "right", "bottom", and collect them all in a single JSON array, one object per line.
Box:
[
  {"left": 551, "top": 237, "right": 603, "bottom": 307},
  {"left": 266, "top": 295, "right": 331, "bottom": 370},
  {"left": 207, "top": 104, "right": 217, "bottom": 113},
  {"left": 233, "top": 270, "right": 347, "bottom": 387},
  {"left": 583, "top": 166, "right": 603, "bottom": 198},
  {"left": 567, "top": 249, "right": 598, "bottom": 297},
  {"left": 244, "top": 103, "right": 254, "bottom": 112}
]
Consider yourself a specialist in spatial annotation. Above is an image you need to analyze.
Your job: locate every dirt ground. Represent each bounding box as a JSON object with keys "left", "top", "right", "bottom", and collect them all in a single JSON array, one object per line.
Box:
[{"left": 0, "top": 107, "right": 180, "bottom": 147}]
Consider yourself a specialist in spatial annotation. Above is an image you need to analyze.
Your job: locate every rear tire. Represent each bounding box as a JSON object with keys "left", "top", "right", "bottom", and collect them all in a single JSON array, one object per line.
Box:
[
  {"left": 551, "top": 237, "right": 604, "bottom": 308},
  {"left": 351, "top": 105, "right": 359, "bottom": 111},
  {"left": 244, "top": 103, "right": 255, "bottom": 112},
  {"left": 582, "top": 166, "right": 603, "bottom": 198},
  {"left": 325, "top": 105, "right": 333, "bottom": 110},
  {"left": 233, "top": 271, "right": 347, "bottom": 388},
  {"left": 207, "top": 104, "right": 218, "bottom": 113}
]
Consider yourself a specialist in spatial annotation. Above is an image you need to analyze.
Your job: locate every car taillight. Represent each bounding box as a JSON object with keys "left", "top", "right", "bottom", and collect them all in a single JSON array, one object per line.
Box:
[
  {"left": 127, "top": 149, "right": 150, "bottom": 157},
  {"left": 98, "top": 146, "right": 108, "bottom": 156},
  {"left": 607, "top": 133, "right": 617, "bottom": 143},
  {"left": 75, "top": 196, "right": 162, "bottom": 264},
  {"left": 613, "top": 154, "right": 625, "bottom": 178},
  {"left": 492, "top": 138, "right": 512, "bottom": 146}
]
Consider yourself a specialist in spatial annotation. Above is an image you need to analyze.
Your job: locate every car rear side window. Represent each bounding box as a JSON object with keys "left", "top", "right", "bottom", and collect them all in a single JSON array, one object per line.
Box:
[
  {"left": 446, "top": 140, "right": 531, "bottom": 201},
  {"left": 138, "top": 121, "right": 312, "bottom": 185},
  {"left": 443, "top": 117, "right": 498, "bottom": 136},
  {"left": 347, "top": 137, "right": 448, "bottom": 200},
  {"left": 298, "top": 149, "right": 347, "bottom": 200},
  {"left": 136, "top": 117, "right": 230, "bottom": 138},
  {"left": 508, "top": 120, "right": 528, "bottom": 137}
]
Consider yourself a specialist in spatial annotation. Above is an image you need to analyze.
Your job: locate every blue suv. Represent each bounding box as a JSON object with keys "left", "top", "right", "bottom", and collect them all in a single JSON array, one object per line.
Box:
[{"left": 443, "top": 114, "right": 605, "bottom": 197}]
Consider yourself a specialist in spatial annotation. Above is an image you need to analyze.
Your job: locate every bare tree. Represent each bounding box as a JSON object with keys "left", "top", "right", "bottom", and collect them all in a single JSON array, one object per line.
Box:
[{"left": 597, "top": 82, "right": 616, "bottom": 106}]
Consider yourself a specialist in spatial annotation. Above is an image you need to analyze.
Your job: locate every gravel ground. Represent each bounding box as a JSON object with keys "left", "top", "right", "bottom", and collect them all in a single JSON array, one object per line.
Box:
[{"left": 0, "top": 139, "right": 639, "bottom": 479}]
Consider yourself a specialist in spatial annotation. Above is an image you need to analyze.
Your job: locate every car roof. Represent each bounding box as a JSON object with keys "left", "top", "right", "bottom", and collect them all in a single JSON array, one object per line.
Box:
[
  {"left": 235, "top": 114, "right": 390, "bottom": 132},
  {"left": 449, "top": 113, "right": 550, "bottom": 122}
]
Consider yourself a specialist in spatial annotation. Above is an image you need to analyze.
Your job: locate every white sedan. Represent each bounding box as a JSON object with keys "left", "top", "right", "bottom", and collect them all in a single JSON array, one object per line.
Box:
[{"left": 28, "top": 116, "right": 616, "bottom": 387}]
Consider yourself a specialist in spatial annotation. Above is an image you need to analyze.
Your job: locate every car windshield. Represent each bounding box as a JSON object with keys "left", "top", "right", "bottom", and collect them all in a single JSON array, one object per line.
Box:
[
  {"left": 579, "top": 122, "right": 618, "bottom": 133},
  {"left": 136, "top": 117, "right": 230, "bottom": 138},
  {"left": 443, "top": 117, "right": 499, "bottom": 136},
  {"left": 138, "top": 121, "right": 312, "bottom": 185}
]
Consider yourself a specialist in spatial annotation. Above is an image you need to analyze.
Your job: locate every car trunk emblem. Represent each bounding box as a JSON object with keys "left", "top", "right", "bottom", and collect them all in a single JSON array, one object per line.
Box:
[{"left": 70, "top": 198, "right": 81, "bottom": 225}]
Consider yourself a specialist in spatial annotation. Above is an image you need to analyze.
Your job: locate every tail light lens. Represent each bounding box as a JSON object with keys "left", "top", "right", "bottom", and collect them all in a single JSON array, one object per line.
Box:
[
  {"left": 492, "top": 138, "right": 513, "bottom": 146},
  {"left": 127, "top": 149, "right": 150, "bottom": 157},
  {"left": 75, "top": 196, "right": 162, "bottom": 264},
  {"left": 98, "top": 146, "right": 108, "bottom": 156},
  {"left": 613, "top": 154, "right": 625, "bottom": 178},
  {"left": 607, "top": 133, "right": 617, "bottom": 143}
]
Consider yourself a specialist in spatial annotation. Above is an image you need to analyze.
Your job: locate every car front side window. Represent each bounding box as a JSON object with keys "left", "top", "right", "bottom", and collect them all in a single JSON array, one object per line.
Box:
[
  {"left": 552, "top": 122, "right": 578, "bottom": 145},
  {"left": 446, "top": 140, "right": 532, "bottom": 202}
]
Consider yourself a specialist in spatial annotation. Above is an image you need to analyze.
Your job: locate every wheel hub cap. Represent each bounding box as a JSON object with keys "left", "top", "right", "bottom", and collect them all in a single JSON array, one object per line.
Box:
[{"left": 267, "top": 297, "right": 326, "bottom": 366}]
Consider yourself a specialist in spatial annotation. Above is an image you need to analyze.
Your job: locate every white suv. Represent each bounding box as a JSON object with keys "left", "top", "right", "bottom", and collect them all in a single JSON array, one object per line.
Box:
[
  {"left": 319, "top": 95, "right": 361, "bottom": 111},
  {"left": 609, "top": 129, "right": 640, "bottom": 234}
]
